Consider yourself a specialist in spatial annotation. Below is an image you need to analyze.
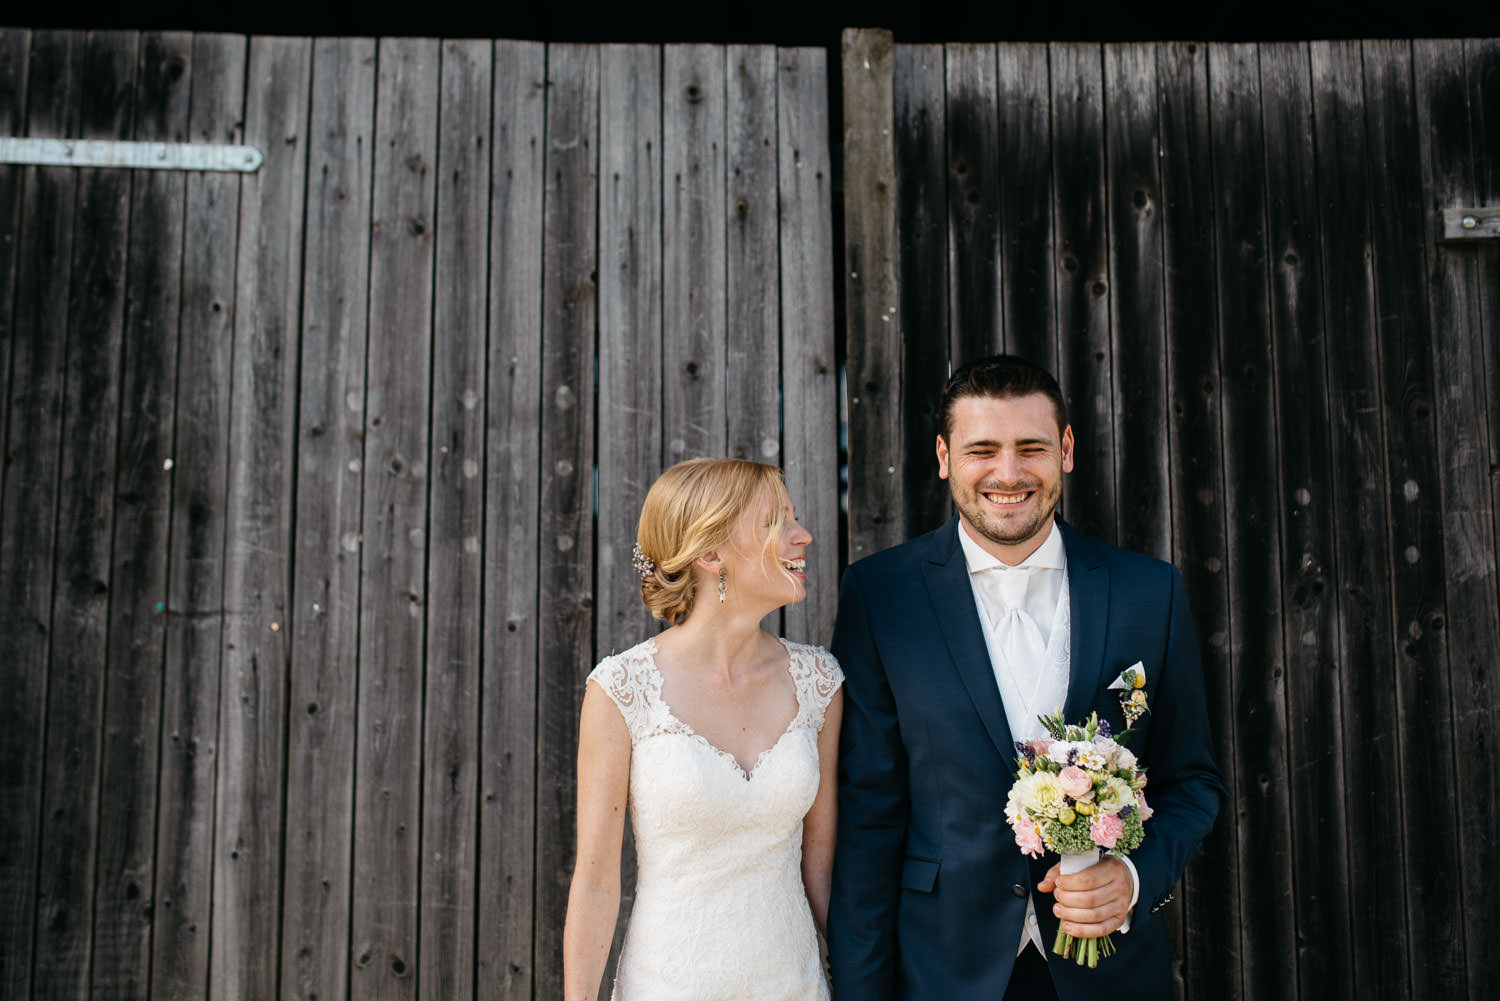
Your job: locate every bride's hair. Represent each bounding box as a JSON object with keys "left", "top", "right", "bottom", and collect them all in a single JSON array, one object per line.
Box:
[{"left": 635, "top": 458, "right": 790, "bottom": 624}]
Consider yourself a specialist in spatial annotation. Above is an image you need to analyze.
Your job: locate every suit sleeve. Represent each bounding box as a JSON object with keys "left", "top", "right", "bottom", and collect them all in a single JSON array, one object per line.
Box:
[
  {"left": 1125, "top": 565, "right": 1225, "bottom": 926},
  {"left": 827, "top": 564, "right": 906, "bottom": 1001}
]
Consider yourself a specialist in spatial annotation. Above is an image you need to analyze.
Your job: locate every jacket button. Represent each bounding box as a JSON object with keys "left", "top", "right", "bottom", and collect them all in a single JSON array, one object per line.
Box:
[{"left": 1011, "top": 883, "right": 1027, "bottom": 898}]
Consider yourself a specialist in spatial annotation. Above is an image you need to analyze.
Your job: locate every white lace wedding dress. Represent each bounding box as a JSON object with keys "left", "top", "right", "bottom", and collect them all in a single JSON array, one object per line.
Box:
[{"left": 587, "top": 637, "right": 843, "bottom": 1001}]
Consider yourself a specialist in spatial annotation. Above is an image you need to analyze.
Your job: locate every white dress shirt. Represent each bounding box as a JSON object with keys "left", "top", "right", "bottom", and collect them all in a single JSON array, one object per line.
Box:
[{"left": 956, "top": 518, "right": 1138, "bottom": 956}]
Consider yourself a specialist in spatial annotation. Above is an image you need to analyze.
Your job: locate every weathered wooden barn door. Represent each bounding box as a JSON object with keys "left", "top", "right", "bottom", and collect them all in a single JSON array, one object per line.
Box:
[
  {"left": 843, "top": 30, "right": 1500, "bottom": 1001},
  {"left": 0, "top": 30, "right": 836, "bottom": 1001}
]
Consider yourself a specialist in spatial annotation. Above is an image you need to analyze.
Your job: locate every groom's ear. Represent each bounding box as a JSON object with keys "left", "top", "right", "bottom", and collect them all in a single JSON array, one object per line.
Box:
[
  {"left": 1061, "top": 425, "right": 1075, "bottom": 473},
  {"left": 936, "top": 434, "right": 952, "bottom": 479}
]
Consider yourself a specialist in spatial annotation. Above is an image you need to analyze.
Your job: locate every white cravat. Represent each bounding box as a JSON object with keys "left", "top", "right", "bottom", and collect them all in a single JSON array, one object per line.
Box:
[{"left": 958, "top": 520, "right": 1068, "bottom": 956}]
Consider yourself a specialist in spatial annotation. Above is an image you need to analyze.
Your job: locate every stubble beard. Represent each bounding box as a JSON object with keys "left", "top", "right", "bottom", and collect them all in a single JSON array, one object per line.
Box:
[{"left": 955, "top": 479, "right": 1060, "bottom": 552}]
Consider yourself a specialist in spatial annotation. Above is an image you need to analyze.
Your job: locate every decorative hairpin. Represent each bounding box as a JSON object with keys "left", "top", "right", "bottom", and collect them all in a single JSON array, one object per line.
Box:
[{"left": 631, "top": 542, "right": 655, "bottom": 580}]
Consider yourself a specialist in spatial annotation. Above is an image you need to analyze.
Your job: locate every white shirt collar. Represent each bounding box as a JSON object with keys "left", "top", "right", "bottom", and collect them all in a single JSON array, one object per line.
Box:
[{"left": 956, "top": 517, "right": 1066, "bottom": 574}]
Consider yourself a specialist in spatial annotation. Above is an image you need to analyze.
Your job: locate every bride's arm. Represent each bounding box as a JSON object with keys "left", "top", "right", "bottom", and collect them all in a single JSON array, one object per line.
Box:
[
  {"left": 563, "top": 681, "right": 631, "bottom": 1001},
  {"left": 801, "top": 688, "right": 843, "bottom": 935}
]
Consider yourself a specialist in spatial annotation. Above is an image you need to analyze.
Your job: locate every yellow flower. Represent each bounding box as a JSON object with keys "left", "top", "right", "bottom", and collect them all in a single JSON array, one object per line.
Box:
[{"left": 1058, "top": 806, "right": 1077, "bottom": 826}]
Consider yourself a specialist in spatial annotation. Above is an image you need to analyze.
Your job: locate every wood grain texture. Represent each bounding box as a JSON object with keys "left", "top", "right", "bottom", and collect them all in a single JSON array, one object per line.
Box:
[
  {"left": 663, "top": 44, "right": 727, "bottom": 464},
  {"left": 1155, "top": 40, "right": 1238, "bottom": 1001},
  {"left": 1049, "top": 43, "right": 1115, "bottom": 543},
  {"left": 597, "top": 43, "right": 662, "bottom": 657},
  {"left": 151, "top": 32, "right": 244, "bottom": 1001},
  {"left": 994, "top": 43, "right": 1053, "bottom": 371},
  {"left": 1258, "top": 41, "right": 1353, "bottom": 1001},
  {"left": 1208, "top": 43, "right": 1296, "bottom": 1001},
  {"left": 944, "top": 43, "right": 1000, "bottom": 362},
  {"left": 1362, "top": 38, "right": 1467, "bottom": 998},
  {"left": 419, "top": 37, "right": 490, "bottom": 1001},
  {"left": 0, "top": 27, "right": 52, "bottom": 1001},
  {"left": 211, "top": 34, "right": 309, "bottom": 1001},
  {"left": 0, "top": 28, "right": 26, "bottom": 541},
  {"left": 281, "top": 35, "right": 374, "bottom": 1001},
  {"left": 91, "top": 31, "right": 191, "bottom": 1001},
  {"left": 892, "top": 44, "right": 950, "bottom": 538},
  {"left": 777, "top": 45, "right": 838, "bottom": 644},
  {"left": 725, "top": 45, "right": 781, "bottom": 471},
  {"left": 841, "top": 28, "right": 903, "bottom": 562},
  {"left": 478, "top": 38, "right": 546, "bottom": 1001},
  {"left": 33, "top": 30, "right": 136, "bottom": 998},
  {"left": 1415, "top": 38, "right": 1497, "bottom": 994},
  {"left": 1308, "top": 39, "right": 1409, "bottom": 1001},
  {"left": 350, "top": 36, "right": 439, "bottom": 1001},
  {"left": 533, "top": 42, "right": 598, "bottom": 1001},
  {"left": 1103, "top": 43, "right": 1169, "bottom": 560}
]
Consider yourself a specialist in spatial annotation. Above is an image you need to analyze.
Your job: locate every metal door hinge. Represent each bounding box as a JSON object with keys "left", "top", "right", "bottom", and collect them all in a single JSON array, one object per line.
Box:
[{"left": 1436, "top": 208, "right": 1500, "bottom": 243}]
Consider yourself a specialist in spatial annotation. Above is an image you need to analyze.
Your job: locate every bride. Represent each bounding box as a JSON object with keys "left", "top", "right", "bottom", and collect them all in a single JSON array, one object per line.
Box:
[{"left": 563, "top": 458, "right": 843, "bottom": 1001}]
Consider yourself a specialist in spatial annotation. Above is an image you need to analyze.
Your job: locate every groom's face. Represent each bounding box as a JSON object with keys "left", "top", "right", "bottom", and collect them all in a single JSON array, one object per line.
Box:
[{"left": 936, "top": 392, "right": 1075, "bottom": 565}]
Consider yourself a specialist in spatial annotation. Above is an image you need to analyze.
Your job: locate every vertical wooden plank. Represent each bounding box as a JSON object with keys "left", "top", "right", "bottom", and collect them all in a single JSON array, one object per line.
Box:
[
  {"left": 841, "top": 28, "right": 902, "bottom": 562},
  {"left": 0, "top": 28, "right": 78, "bottom": 1001},
  {"left": 533, "top": 41, "right": 598, "bottom": 1001},
  {"left": 1362, "top": 38, "right": 1466, "bottom": 997},
  {"left": 597, "top": 43, "right": 661, "bottom": 656},
  {"left": 725, "top": 45, "right": 780, "bottom": 470},
  {"left": 1103, "top": 43, "right": 1169, "bottom": 560},
  {"left": 33, "top": 29, "right": 137, "bottom": 998},
  {"left": 1156, "top": 40, "right": 1238, "bottom": 1001},
  {"left": 777, "top": 45, "right": 837, "bottom": 644},
  {"left": 1463, "top": 39, "right": 1500, "bottom": 983},
  {"left": 0, "top": 25, "right": 46, "bottom": 1001},
  {"left": 663, "top": 44, "right": 726, "bottom": 463},
  {"left": 892, "top": 43, "right": 949, "bottom": 538},
  {"left": 944, "top": 42, "right": 1000, "bottom": 361},
  {"left": 0, "top": 28, "right": 27, "bottom": 535},
  {"left": 212, "top": 34, "right": 309, "bottom": 1001},
  {"left": 1474, "top": 40, "right": 1500, "bottom": 622},
  {"left": 594, "top": 44, "right": 660, "bottom": 988},
  {"left": 350, "top": 36, "right": 439, "bottom": 1001},
  {"left": 1259, "top": 40, "right": 1354, "bottom": 1001},
  {"left": 281, "top": 34, "right": 374, "bottom": 1001},
  {"left": 1208, "top": 42, "right": 1296, "bottom": 1000},
  {"left": 1415, "top": 37, "right": 1495, "bottom": 992},
  {"left": 478, "top": 38, "right": 545, "bottom": 1001},
  {"left": 1308, "top": 39, "right": 1408, "bottom": 1001},
  {"left": 995, "top": 44, "right": 1054, "bottom": 371},
  {"left": 1048, "top": 43, "right": 1115, "bottom": 542},
  {"left": 92, "top": 30, "right": 191, "bottom": 1001},
  {"left": 419, "top": 37, "right": 489, "bottom": 1001},
  {"left": 152, "top": 32, "right": 244, "bottom": 1001}
]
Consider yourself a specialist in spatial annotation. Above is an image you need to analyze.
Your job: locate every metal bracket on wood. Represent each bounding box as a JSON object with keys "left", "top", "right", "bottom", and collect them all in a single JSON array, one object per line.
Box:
[
  {"left": 0, "top": 137, "right": 263, "bottom": 172},
  {"left": 1436, "top": 208, "right": 1500, "bottom": 243}
]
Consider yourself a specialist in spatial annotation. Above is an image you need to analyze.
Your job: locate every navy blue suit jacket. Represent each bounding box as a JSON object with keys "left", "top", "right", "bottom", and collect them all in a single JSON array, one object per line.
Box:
[{"left": 828, "top": 518, "right": 1223, "bottom": 1001}]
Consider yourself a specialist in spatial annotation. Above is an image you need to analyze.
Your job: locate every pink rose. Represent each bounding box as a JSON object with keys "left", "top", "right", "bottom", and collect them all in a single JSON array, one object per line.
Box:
[
  {"left": 1090, "top": 812, "right": 1124, "bottom": 849},
  {"left": 1015, "top": 822, "right": 1045, "bottom": 858},
  {"left": 1136, "top": 791, "right": 1153, "bottom": 822},
  {"left": 1029, "top": 738, "right": 1054, "bottom": 758},
  {"left": 1058, "top": 766, "right": 1093, "bottom": 799}
]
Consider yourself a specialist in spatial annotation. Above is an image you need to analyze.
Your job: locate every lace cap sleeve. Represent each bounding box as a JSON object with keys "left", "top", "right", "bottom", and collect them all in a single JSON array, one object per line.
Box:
[
  {"left": 787, "top": 642, "right": 844, "bottom": 730},
  {"left": 585, "top": 641, "right": 660, "bottom": 743}
]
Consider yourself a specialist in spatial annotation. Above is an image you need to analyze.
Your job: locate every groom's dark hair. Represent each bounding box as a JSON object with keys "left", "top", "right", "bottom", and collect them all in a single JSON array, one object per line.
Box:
[{"left": 938, "top": 354, "right": 1068, "bottom": 440}]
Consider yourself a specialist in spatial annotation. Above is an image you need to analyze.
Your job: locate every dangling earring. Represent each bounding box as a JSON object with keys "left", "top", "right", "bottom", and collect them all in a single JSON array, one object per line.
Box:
[{"left": 718, "top": 568, "right": 727, "bottom": 603}]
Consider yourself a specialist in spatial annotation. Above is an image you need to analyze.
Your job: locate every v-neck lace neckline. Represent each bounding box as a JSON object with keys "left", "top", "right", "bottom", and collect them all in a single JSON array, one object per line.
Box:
[{"left": 645, "top": 636, "right": 801, "bottom": 781}]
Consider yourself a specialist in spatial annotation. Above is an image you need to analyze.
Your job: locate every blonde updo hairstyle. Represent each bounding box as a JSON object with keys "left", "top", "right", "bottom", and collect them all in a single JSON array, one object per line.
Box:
[{"left": 635, "top": 458, "right": 792, "bottom": 624}]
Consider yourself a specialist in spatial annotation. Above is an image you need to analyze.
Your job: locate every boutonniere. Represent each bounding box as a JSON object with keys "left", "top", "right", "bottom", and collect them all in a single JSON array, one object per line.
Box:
[{"left": 1108, "top": 662, "right": 1149, "bottom": 737}]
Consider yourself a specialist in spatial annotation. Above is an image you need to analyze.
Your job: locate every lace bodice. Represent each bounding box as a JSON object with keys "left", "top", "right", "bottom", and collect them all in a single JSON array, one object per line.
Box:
[{"left": 587, "top": 638, "right": 843, "bottom": 1001}]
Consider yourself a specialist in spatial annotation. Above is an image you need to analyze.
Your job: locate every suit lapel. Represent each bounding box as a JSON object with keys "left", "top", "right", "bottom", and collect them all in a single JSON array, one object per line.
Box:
[
  {"left": 922, "top": 519, "right": 1016, "bottom": 759},
  {"left": 1060, "top": 520, "right": 1111, "bottom": 722}
]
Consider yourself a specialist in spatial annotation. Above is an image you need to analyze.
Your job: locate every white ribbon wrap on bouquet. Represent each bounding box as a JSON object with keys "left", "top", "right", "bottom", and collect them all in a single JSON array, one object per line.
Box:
[{"left": 1059, "top": 847, "right": 1100, "bottom": 876}]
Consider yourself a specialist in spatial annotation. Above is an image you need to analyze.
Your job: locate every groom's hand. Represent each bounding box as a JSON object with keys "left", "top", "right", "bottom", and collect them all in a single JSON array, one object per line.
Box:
[{"left": 1037, "top": 857, "right": 1133, "bottom": 939}]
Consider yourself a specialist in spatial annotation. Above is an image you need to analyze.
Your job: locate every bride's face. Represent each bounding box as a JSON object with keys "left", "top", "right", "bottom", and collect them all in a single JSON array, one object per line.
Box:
[{"left": 719, "top": 484, "right": 812, "bottom": 609}]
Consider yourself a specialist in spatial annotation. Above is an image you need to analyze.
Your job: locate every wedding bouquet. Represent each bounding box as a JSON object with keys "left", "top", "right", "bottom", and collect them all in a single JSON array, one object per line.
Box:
[{"left": 1005, "top": 707, "right": 1151, "bottom": 968}]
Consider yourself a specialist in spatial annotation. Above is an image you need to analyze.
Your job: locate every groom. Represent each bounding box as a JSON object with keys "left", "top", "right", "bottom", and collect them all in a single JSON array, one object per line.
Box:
[{"left": 828, "top": 355, "right": 1223, "bottom": 1000}]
